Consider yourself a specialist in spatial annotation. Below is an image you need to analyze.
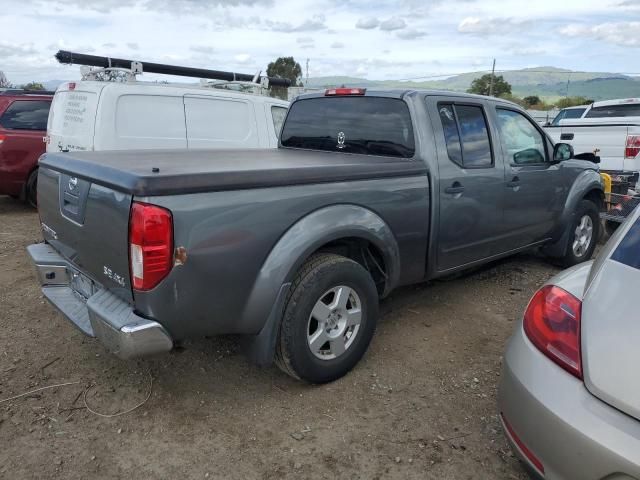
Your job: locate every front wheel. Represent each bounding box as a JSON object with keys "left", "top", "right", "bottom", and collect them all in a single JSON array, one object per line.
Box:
[
  {"left": 275, "top": 253, "right": 379, "bottom": 383},
  {"left": 560, "top": 199, "right": 600, "bottom": 267}
]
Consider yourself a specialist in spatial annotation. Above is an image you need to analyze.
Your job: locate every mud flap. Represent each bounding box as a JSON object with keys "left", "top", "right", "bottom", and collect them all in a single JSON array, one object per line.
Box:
[
  {"left": 241, "top": 283, "right": 291, "bottom": 367},
  {"left": 541, "top": 215, "right": 573, "bottom": 259}
]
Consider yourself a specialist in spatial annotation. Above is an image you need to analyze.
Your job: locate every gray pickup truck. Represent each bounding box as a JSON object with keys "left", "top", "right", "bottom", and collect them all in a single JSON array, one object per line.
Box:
[{"left": 28, "top": 88, "right": 603, "bottom": 383}]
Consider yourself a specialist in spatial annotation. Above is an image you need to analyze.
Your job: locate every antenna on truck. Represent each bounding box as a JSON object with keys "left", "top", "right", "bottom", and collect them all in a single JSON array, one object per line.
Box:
[{"left": 54, "top": 50, "right": 292, "bottom": 88}]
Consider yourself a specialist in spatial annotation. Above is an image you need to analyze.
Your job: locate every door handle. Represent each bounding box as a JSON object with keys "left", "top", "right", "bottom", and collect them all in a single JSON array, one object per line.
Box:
[
  {"left": 445, "top": 183, "right": 465, "bottom": 195},
  {"left": 560, "top": 133, "right": 574, "bottom": 141},
  {"left": 507, "top": 176, "right": 520, "bottom": 188}
]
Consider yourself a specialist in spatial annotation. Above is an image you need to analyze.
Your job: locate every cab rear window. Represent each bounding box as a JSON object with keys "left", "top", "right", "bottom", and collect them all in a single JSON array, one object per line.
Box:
[
  {"left": 611, "top": 215, "right": 640, "bottom": 270},
  {"left": 281, "top": 96, "right": 415, "bottom": 158},
  {"left": 585, "top": 104, "right": 640, "bottom": 118}
]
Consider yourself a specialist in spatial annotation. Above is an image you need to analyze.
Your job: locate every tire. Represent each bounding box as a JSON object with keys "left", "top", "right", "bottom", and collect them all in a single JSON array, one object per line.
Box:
[
  {"left": 560, "top": 199, "right": 600, "bottom": 267},
  {"left": 25, "top": 169, "right": 38, "bottom": 208},
  {"left": 275, "top": 253, "right": 379, "bottom": 383},
  {"left": 604, "top": 220, "right": 620, "bottom": 238}
]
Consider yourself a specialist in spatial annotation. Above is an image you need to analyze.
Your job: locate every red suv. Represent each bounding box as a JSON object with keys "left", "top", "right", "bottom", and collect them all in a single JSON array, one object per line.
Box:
[{"left": 0, "top": 90, "right": 53, "bottom": 206}]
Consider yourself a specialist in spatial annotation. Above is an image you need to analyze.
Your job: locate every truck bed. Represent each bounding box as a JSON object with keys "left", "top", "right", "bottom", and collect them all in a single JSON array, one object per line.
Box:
[{"left": 40, "top": 148, "right": 428, "bottom": 196}]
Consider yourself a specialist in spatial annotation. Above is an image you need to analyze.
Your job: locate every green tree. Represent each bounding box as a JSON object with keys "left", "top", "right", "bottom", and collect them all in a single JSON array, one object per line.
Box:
[
  {"left": 21, "top": 81, "right": 45, "bottom": 91},
  {"left": 266, "top": 56, "right": 302, "bottom": 100},
  {"left": 555, "top": 96, "right": 593, "bottom": 109},
  {"left": 523, "top": 95, "right": 541, "bottom": 107},
  {"left": 467, "top": 74, "right": 512, "bottom": 97}
]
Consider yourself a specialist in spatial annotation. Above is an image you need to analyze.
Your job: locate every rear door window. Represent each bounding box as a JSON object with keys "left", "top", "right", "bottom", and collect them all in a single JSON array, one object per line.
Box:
[
  {"left": 585, "top": 104, "right": 640, "bottom": 118},
  {"left": 281, "top": 96, "right": 415, "bottom": 158},
  {"left": 0, "top": 100, "right": 50, "bottom": 131},
  {"left": 438, "top": 103, "right": 492, "bottom": 168}
]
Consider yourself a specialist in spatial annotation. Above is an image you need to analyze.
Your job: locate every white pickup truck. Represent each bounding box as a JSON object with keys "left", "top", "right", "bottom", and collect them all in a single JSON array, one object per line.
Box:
[{"left": 545, "top": 98, "right": 640, "bottom": 178}]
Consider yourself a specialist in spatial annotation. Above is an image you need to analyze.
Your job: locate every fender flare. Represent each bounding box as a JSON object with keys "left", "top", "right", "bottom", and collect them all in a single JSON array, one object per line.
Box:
[
  {"left": 544, "top": 170, "right": 603, "bottom": 258},
  {"left": 240, "top": 204, "right": 400, "bottom": 365}
]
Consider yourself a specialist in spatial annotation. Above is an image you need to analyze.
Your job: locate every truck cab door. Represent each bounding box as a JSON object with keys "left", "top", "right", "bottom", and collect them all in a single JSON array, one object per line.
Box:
[
  {"left": 426, "top": 97, "right": 505, "bottom": 272},
  {"left": 492, "top": 107, "right": 562, "bottom": 249}
]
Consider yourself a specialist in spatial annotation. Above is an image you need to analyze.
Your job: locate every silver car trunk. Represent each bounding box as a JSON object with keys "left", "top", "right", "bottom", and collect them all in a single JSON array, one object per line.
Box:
[
  {"left": 582, "top": 209, "right": 640, "bottom": 421},
  {"left": 37, "top": 166, "right": 133, "bottom": 303}
]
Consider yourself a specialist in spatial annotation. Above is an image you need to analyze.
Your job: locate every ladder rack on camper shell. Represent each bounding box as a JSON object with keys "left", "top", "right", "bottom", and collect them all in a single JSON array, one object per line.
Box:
[{"left": 54, "top": 50, "right": 292, "bottom": 89}]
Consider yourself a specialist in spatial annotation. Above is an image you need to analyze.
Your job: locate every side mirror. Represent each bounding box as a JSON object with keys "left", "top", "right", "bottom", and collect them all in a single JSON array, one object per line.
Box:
[{"left": 553, "top": 143, "right": 574, "bottom": 162}]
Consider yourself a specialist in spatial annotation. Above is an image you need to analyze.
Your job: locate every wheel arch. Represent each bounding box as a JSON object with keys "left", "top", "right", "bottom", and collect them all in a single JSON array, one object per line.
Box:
[
  {"left": 240, "top": 204, "right": 400, "bottom": 366},
  {"left": 544, "top": 172, "right": 603, "bottom": 259}
]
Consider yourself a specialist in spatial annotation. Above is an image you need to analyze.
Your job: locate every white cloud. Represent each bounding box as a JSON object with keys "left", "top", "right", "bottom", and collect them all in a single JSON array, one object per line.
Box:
[
  {"left": 234, "top": 53, "right": 252, "bottom": 64},
  {"left": 126, "top": 42, "right": 139, "bottom": 50},
  {"left": 356, "top": 17, "right": 379, "bottom": 29},
  {"left": 190, "top": 45, "right": 216, "bottom": 54},
  {"left": 458, "top": 17, "right": 530, "bottom": 36},
  {"left": 265, "top": 14, "right": 326, "bottom": 32},
  {"left": 331, "top": 41, "right": 345, "bottom": 49},
  {"left": 0, "top": 41, "right": 38, "bottom": 57},
  {"left": 380, "top": 17, "right": 406, "bottom": 31},
  {"left": 397, "top": 29, "right": 426, "bottom": 40},
  {"left": 559, "top": 21, "right": 640, "bottom": 47}
]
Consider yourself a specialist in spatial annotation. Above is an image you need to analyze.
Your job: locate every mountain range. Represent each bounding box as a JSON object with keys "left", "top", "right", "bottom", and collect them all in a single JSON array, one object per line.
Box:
[{"left": 306, "top": 67, "right": 640, "bottom": 101}]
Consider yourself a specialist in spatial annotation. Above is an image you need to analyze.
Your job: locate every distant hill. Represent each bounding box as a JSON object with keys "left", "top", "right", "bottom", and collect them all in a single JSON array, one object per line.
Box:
[
  {"left": 306, "top": 67, "right": 640, "bottom": 101},
  {"left": 43, "top": 80, "right": 65, "bottom": 91}
]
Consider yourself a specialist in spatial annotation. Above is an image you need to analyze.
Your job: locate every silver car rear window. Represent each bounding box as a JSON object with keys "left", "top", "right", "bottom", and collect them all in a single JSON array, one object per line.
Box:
[{"left": 611, "top": 215, "right": 640, "bottom": 270}]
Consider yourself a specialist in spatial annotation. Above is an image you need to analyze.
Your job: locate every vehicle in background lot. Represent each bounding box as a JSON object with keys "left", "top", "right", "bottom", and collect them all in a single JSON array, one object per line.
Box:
[
  {"left": 545, "top": 98, "right": 640, "bottom": 178},
  {"left": 498, "top": 203, "right": 640, "bottom": 480},
  {"left": 547, "top": 104, "right": 589, "bottom": 126},
  {"left": 47, "top": 82, "right": 289, "bottom": 153},
  {"left": 46, "top": 50, "right": 290, "bottom": 153},
  {"left": 28, "top": 89, "right": 603, "bottom": 383},
  {"left": 0, "top": 90, "right": 53, "bottom": 206}
]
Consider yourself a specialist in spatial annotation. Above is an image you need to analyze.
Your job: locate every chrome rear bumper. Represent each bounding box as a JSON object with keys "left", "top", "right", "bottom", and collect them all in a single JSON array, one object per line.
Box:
[{"left": 27, "top": 243, "right": 173, "bottom": 359}]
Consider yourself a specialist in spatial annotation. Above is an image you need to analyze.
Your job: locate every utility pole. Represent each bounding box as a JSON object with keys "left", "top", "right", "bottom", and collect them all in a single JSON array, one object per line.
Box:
[
  {"left": 565, "top": 72, "right": 571, "bottom": 97},
  {"left": 306, "top": 58, "right": 309, "bottom": 87},
  {"left": 489, "top": 58, "right": 496, "bottom": 97}
]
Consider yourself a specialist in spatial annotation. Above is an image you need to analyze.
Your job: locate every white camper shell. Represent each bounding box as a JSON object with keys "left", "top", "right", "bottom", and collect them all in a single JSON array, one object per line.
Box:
[{"left": 46, "top": 81, "right": 289, "bottom": 153}]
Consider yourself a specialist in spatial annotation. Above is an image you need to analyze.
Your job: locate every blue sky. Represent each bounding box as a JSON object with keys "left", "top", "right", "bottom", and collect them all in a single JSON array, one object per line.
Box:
[{"left": 0, "top": 0, "right": 639, "bottom": 84}]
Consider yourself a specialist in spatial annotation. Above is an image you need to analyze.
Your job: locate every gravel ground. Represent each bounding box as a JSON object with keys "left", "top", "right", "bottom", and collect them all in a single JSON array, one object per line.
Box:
[{"left": 0, "top": 195, "right": 563, "bottom": 479}]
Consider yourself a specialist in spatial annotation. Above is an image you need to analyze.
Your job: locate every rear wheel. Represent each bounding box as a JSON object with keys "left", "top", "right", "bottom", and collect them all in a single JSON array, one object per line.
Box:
[
  {"left": 25, "top": 169, "right": 38, "bottom": 208},
  {"left": 560, "top": 199, "right": 599, "bottom": 267},
  {"left": 275, "top": 253, "right": 379, "bottom": 383}
]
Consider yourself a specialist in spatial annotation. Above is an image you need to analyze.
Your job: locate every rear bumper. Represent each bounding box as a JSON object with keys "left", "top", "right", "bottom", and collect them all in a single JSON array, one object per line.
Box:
[
  {"left": 498, "top": 325, "right": 640, "bottom": 480},
  {"left": 27, "top": 242, "right": 173, "bottom": 359}
]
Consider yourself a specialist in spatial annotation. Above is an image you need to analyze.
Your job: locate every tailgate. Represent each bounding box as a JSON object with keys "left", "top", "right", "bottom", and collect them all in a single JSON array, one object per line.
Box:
[
  {"left": 559, "top": 123, "right": 630, "bottom": 171},
  {"left": 37, "top": 165, "right": 133, "bottom": 302}
]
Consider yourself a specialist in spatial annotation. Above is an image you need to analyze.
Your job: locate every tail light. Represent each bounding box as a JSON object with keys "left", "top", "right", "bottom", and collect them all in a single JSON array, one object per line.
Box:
[
  {"left": 625, "top": 134, "right": 640, "bottom": 159},
  {"left": 0, "top": 134, "right": 5, "bottom": 145},
  {"left": 523, "top": 285, "right": 582, "bottom": 379},
  {"left": 325, "top": 88, "right": 366, "bottom": 96},
  {"left": 129, "top": 202, "right": 173, "bottom": 291}
]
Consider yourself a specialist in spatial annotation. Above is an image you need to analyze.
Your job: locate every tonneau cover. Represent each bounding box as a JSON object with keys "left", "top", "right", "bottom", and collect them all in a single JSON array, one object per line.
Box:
[{"left": 40, "top": 148, "right": 428, "bottom": 196}]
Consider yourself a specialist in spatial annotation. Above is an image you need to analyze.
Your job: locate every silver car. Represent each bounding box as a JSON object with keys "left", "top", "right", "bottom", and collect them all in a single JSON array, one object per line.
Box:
[{"left": 498, "top": 205, "right": 640, "bottom": 480}]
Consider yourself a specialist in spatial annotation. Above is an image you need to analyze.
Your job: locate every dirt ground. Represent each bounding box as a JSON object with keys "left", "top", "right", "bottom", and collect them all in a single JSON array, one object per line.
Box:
[{"left": 0, "top": 195, "right": 563, "bottom": 480}]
